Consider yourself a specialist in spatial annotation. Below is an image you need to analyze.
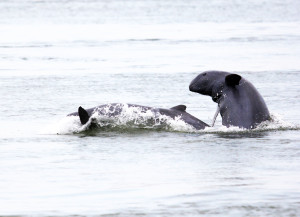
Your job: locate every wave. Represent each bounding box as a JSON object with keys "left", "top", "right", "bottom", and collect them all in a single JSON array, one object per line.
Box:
[{"left": 48, "top": 108, "right": 299, "bottom": 136}]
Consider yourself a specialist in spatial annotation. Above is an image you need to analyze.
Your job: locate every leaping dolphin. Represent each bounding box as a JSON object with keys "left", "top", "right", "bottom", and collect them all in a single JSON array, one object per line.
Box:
[{"left": 189, "top": 71, "right": 270, "bottom": 129}]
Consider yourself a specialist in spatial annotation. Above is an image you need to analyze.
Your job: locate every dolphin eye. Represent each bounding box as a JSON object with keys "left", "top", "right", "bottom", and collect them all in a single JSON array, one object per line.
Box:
[{"left": 203, "top": 73, "right": 207, "bottom": 76}]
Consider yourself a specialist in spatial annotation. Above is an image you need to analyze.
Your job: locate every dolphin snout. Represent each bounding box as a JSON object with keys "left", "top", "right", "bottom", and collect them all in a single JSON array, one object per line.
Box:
[
  {"left": 189, "top": 78, "right": 199, "bottom": 92},
  {"left": 189, "top": 83, "right": 195, "bottom": 91}
]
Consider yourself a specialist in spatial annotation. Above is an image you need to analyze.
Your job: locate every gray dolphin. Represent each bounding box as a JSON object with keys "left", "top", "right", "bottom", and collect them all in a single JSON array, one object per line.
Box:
[
  {"left": 189, "top": 71, "right": 270, "bottom": 129},
  {"left": 68, "top": 103, "right": 209, "bottom": 130}
]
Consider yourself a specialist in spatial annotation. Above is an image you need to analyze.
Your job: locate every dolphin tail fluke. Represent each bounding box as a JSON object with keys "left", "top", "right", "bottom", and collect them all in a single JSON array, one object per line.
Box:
[{"left": 78, "top": 106, "right": 90, "bottom": 125}]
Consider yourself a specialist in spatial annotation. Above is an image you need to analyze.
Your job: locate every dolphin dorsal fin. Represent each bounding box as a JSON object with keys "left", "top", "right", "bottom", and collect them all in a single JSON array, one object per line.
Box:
[
  {"left": 78, "top": 106, "right": 90, "bottom": 125},
  {"left": 170, "top": 105, "right": 187, "bottom": 112},
  {"left": 225, "top": 74, "right": 241, "bottom": 86}
]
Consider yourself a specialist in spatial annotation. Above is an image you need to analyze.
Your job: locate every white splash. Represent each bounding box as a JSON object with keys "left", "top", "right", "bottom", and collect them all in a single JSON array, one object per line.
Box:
[
  {"left": 45, "top": 115, "right": 87, "bottom": 135},
  {"left": 201, "top": 112, "right": 298, "bottom": 134},
  {"left": 255, "top": 112, "right": 298, "bottom": 131}
]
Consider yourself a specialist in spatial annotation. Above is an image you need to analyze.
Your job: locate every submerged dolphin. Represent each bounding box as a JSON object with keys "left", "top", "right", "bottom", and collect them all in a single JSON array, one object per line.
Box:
[
  {"left": 67, "top": 103, "right": 209, "bottom": 130},
  {"left": 189, "top": 71, "right": 270, "bottom": 129}
]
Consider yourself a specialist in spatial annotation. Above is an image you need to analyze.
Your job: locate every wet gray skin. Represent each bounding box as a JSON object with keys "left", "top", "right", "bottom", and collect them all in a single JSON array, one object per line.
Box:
[
  {"left": 68, "top": 103, "right": 210, "bottom": 130},
  {"left": 189, "top": 71, "right": 270, "bottom": 129}
]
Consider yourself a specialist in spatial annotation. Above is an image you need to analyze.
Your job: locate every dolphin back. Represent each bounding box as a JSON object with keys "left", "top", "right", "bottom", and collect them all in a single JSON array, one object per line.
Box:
[{"left": 67, "top": 103, "right": 209, "bottom": 131}]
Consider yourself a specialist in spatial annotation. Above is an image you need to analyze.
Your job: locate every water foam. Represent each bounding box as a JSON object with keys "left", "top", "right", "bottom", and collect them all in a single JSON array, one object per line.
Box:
[
  {"left": 45, "top": 115, "right": 88, "bottom": 135},
  {"left": 202, "top": 112, "right": 299, "bottom": 134},
  {"left": 90, "top": 104, "right": 196, "bottom": 132},
  {"left": 255, "top": 113, "right": 299, "bottom": 131}
]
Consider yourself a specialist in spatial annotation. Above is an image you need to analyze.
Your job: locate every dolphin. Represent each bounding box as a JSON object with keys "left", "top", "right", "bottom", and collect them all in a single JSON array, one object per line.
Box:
[
  {"left": 67, "top": 103, "right": 210, "bottom": 130},
  {"left": 189, "top": 71, "right": 270, "bottom": 129}
]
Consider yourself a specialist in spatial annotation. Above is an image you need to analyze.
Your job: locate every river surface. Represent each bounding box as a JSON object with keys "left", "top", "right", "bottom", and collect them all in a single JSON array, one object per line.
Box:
[{"left": 0, "top": 0, "right": 300, "bottom": 216}]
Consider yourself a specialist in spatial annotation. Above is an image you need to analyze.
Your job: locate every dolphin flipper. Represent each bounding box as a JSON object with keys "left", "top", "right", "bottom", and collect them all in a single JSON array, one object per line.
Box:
[
  {"left": 78, "top": 106, "right": 90, "bottom": 125},
  {"left": 211, "top": 105, "right": 220, "bottom": 127}
]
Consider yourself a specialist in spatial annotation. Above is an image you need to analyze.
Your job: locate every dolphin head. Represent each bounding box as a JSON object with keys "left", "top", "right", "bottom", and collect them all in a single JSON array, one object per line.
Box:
[
  {"left": 189, "top": 71, "right": 227, "bottom": 95},
  {"left": 189, "top": 71, "right": 241, "bottom": 102}
]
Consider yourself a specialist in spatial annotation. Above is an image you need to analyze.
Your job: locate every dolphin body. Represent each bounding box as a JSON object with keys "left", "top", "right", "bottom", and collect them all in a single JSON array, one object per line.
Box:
[
  {"left": 189, "top": 71, "right": 270, "bottom": 129},
  {"left": 67, "top": 103, "right": 209, "bottom": 130}
]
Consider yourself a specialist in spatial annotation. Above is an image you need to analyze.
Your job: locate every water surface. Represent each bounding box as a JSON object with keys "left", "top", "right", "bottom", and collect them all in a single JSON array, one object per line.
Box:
[{"left": 0, "top": 0, "right": 300, "bottom": 216}]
